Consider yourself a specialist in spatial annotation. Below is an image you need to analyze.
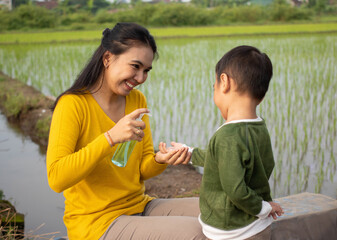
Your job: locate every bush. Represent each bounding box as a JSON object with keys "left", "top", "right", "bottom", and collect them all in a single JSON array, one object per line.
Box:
[
  {"left": 94, "top": 9, "right": 115, "bottom": 24},
  {"left": 269, "top": 4, "right": 313, "bottom": 21},
  {"left": 0, "top": 10, "right": 10, "bottom": 31},
  {"left": 232, "top": 5, "right": 267, "bottom": 23},
  {"left": 134, "top": 4, "right": 158, "bottom": 25},
  {"left": 95, "top": 8, "right": 141, "bottom": 24},
  {"left": 284, "top": 7, "right": 313, "bottom": 21},
  {"left": 60, "top": 11, "right": 94, "bottom": 26},
  {"left": 112, "top": 9, "right": 142, "bottom": 23},
  {"left": 2, "top": 5, "right": 57, "bottom": 30},
  {"left": 17, "top": 5, "right": 57, "bottom": 28},
  {"left": 325, "top": 5, "right": 337, "bottom": 14},
  {"left": 0, "top": 2, "right": 328, "bottom": 31},
  {"left": 149, "top": 4, "right": 213, "bottom": 26},
  {"left": 212, "top": 5, "right": 267, "bottom": 24}
]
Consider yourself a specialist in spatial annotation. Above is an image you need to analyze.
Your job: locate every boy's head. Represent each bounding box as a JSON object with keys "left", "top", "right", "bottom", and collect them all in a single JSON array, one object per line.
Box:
[{"left": 215, "top": 45, "right": 273, "bottom": 101}]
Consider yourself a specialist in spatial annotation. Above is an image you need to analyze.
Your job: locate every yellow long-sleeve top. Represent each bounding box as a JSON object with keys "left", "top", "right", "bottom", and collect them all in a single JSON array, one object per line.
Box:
[{"left": 46, "top": 89, "right": 167, "bottom": 240}]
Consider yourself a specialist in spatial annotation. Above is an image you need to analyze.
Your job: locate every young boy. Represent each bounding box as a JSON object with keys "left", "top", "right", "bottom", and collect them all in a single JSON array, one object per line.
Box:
[{"left": 160, "top": 45, "right": 283, "bottom": 239}]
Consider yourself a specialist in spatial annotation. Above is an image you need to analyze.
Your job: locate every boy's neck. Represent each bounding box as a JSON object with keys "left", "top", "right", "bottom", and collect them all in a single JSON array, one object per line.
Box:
[{"left": 225, "top": 95, "right": 259, "bottom": 123}]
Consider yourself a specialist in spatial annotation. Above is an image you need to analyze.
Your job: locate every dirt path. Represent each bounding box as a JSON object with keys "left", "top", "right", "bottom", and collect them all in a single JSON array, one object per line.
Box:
[
  {"left": 145, "top": 164, "right": 201, "bottom": 198},
  {"left": 0, "top": 72, "right": 202, "bottom": 198}
]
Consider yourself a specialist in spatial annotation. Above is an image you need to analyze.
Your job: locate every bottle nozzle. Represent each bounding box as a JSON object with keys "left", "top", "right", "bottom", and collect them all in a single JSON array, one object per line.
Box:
[{"left": 137, "top": 112, "right": 151, "bottom": 121}]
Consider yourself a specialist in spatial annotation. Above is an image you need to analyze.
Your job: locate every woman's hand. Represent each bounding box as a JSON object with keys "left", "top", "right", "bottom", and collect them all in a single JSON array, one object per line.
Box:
[
  {"left": 156, "top": 142, "right": 192, "bottom": 165},
  {"left": 107, "top": 108, "right": 149, "bottom": 144}
]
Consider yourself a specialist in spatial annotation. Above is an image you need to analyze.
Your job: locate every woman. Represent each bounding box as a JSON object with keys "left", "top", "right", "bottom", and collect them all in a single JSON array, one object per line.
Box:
[{"left": 46, "top": 23, "right": 206, "bottom": 239}]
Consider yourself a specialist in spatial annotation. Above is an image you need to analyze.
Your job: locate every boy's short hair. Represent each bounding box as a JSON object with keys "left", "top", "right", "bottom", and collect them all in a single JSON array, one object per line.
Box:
[{"left": 216, "top": 45, "right": 273, "bottom": 100}]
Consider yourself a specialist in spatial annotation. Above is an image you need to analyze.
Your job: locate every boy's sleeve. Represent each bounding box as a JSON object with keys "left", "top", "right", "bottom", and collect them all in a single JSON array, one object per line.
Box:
[
  {"left": 257, "top": 201, "right": 272, "bottom": 219},
  {"left": 191, "top": 148, "right": 207, "bottom": 167}
]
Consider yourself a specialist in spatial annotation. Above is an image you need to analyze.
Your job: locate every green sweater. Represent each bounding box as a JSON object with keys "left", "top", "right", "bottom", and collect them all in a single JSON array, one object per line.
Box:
[{"left": 192, "top": 120, "right": 275, "bottom": 230}]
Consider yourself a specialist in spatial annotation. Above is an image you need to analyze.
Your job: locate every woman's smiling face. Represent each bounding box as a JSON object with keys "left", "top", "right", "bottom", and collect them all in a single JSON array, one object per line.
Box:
[{"left": 103, "top": 45, "right": 154, "bottom": 96}]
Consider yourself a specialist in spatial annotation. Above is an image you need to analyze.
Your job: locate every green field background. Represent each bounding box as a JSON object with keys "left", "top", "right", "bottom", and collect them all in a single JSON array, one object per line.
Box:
[{"left": 1, "top": 22, "right": 337, "bottom": 44}]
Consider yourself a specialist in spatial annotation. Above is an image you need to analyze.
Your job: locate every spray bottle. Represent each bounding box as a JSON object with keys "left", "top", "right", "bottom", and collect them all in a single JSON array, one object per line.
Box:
[{"left": 111, "top": 112, "right": 150, "bottom": 167}]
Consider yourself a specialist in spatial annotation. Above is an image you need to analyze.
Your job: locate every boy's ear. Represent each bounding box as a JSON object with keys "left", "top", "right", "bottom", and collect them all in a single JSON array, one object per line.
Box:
[{"left": 220, "top": 73, "right": 230, "bottom": 93}]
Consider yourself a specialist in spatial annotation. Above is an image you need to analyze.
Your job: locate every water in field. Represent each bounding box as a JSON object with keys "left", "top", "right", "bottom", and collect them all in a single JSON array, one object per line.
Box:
[
  {"left": 0, "top": 33, "right": 336, "bottom": 236},
  {"left": 0, "top": 114, "right": 67, "bottom": 238}
]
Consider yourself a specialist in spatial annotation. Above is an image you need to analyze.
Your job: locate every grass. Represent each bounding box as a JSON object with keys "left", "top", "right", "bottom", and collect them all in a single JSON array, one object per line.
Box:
[
  {"left": 0, "top": 22, "right": 337, "bottom": 44},
  {"left": 0, "top": 207, "right": 60, "bottom": 240},
  {"left": 0, "top": 92, "right": 26, "bottom": 118},
  {"left": 0, "top": 195, "right": 25, "bottom": 240},
  {"left": 0, "top": 87, "right": 42, "bottom": 119},
  {"left": 0, "top": 210, "right": 25, "bottom": 240},
  {"left": 151, "top": 22, "right": 337, "bottom": 37},
  {"left": 36, "top": 116, "right": 52, "bottom": 139}
]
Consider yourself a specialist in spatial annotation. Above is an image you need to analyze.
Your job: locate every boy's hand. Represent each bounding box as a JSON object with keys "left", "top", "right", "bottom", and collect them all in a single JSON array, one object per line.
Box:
[
  {"left": 169, "top": 142, "right": 192, "bottom": 164},
  {"left": 158, "top": 141, "right": 185, "bottom": 153},
  {"left": 159, "top": 141, "right": 189, "bottom": 151},
  {"left": 268, "top": 202, "right": 284, "bottom": 220},
  {"left": 155, "top": 147, "right": 189, "bottom": 165},
  {"left": 157, "top": 142, "right": 191, "bottom": 165}
]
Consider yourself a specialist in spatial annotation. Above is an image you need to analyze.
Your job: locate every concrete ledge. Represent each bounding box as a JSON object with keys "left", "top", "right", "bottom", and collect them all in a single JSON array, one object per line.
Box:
[{"left": 272, "top": 192, "right": 337, "bottom": 240}]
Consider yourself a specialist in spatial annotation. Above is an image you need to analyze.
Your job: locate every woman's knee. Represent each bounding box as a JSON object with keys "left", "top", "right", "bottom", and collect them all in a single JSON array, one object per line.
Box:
[{"left": 144, "top": 197, "right": 200, "bottom": 217}]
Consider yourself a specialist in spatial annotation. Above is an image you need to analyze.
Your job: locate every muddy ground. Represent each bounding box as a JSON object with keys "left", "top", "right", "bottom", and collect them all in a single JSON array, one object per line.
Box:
[{"left": 0, "top": 72, "right": 202, "bottom": 198}]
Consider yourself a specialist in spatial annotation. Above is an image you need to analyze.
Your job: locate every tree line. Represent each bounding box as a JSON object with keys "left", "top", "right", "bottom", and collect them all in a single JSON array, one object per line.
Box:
[{"left": 0, "top": 0, "right": 336, "bottom": 31}]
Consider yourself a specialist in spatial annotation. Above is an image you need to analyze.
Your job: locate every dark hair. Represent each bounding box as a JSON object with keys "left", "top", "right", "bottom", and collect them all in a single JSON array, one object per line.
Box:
[
  {"left": 51, "top": 22, "right": 157, "bottom": 110},
  {"left": 215, "top": 45, "right": 273, "bottom": 100}
]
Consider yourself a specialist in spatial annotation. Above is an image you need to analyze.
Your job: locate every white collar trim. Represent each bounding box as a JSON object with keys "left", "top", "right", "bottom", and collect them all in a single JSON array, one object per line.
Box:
[{"left": 217, "top": 117, "right": 263, "bottom": 131}]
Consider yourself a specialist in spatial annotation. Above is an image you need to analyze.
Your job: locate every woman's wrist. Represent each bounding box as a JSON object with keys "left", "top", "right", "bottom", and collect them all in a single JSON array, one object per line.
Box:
[
  {"left": 105, "top": 131, "right": 115, "bottom": 147},
  {"left": 154, "top": 152, "right": 166, "bottom": 164},
  {"left": 154, "top": 153, "right": 162, "bottom": 164}
]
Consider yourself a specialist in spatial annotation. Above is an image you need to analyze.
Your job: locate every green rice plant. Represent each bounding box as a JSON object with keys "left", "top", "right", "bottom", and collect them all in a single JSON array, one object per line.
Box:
[
  {"left": 0, "top": 43, "right": 96, "bottom": 97},
  {"left": 315, "top": 153, "right": 325, "bottom": 193}
]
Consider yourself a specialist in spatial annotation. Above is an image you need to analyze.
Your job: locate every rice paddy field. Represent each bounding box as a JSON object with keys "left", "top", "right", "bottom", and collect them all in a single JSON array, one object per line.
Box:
[{"left": 0, "top": 31, "right": 336, "bottom": 199}]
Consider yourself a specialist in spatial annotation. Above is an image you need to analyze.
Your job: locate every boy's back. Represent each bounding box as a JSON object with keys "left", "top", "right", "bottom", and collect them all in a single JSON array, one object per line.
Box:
[{"left": 196, "top": 119, "right": 275, "bottom": 231}]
